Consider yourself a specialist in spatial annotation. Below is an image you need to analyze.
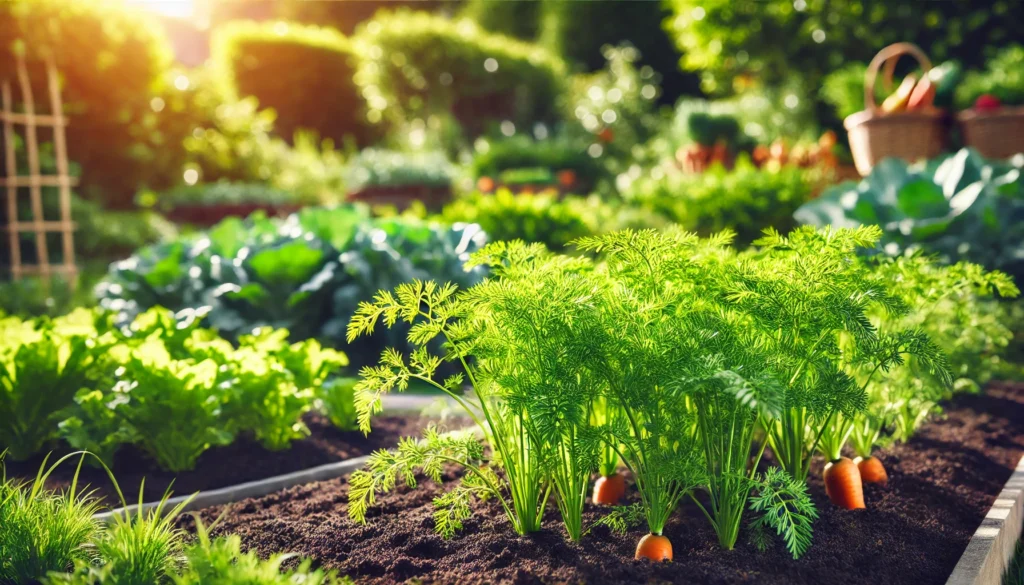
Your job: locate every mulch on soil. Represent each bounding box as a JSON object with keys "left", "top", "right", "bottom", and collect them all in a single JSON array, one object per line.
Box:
[
  {"left": 6, "top": 414, "right": 437, "bottom": 506},
  {"left": 180, "top": 382, "right": 1024, "bottom": 585}
]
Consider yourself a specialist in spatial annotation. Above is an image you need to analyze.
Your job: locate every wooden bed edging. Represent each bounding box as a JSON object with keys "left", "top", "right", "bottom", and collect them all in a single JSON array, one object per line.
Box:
[
  {"left": 94, "top": 393, "right": 462, "bottom": 522},
  {"left": 946, "top": 453, "right": 1024, "bottom": 585}
]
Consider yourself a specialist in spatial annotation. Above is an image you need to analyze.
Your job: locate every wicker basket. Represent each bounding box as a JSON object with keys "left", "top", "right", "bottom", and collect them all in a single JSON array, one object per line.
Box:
[
  {"left": 957, "top": 106, "right": 1024, "bottom": 160},
  {"left": 844, "top": 43, "right": 947, "bottom": 176}
]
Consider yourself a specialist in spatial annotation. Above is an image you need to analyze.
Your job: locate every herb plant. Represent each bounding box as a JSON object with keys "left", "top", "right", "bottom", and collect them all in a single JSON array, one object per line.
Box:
[{"left": 0, "top": 454, "right": 100, "bottom": 584}]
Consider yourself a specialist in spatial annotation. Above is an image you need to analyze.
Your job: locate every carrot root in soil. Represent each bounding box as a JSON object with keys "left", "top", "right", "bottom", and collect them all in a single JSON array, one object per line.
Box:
[
  {"left": 635, "top": 533, "right": 673, "bottom": 562},
  {"left": 592, "top": 473, "right": 627, "bottom": 505},
  {"left": 854, "top": 455, "right": 889, "bottom": 485},
  {"left": 823, "top": 457, "right": 866, "bottom": 509}
]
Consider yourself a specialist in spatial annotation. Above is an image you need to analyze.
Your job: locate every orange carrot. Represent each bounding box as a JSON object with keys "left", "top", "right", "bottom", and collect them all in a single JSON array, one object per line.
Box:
[
  {"left": 854, "top": 455, "right": 889, "bottom": 485},
  {"left": 592, "top": 473, "right": 626, "bottom": 505},
  {"left": 823, "top": 457, "right": 865, "bottom": 509},
  {"left": 635, "top": 533, "right": 672, "bottom": 562}
]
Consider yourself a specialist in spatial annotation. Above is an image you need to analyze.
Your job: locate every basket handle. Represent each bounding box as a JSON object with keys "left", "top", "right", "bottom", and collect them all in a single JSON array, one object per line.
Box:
[{"left": 864, "top": 42, "right": 932, "bottom": 112}]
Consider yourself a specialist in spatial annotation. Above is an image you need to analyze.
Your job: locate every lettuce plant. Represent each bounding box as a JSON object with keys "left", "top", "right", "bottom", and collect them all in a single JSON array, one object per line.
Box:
[
  {"left": 0, "top": 310, "right": 108, "bottom": 460},
  {"left": 111, "top": 341, "right": 233, "bottom": 472}
]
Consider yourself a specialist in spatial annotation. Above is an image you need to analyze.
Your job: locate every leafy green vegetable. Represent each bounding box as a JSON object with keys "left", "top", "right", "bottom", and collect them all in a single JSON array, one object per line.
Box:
[
  {"left": 796, "top": 148, "right": 1024, "bottom": 284},
  {"left": 96, "top": 207, "right": 488, "bottom": 369},
  {"left": 0, "top": 310, "right": 109, "bottom": 460}
]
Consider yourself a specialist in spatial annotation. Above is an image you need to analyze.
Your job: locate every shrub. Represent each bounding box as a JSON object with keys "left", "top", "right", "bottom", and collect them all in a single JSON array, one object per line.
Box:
[
  {"left": 147, "top": 182, "right": 300, "bottom": 212},
  {"left": 459, "top": 0, "right": 542, "bottom": 41},
  {"left": 353, "top": 11, "right": 567, "bottom": 137},
  {"left": 564, "top": 45, "right": 665, "bottom": 180},
  {"left": 0, "top": 0, "right": 182, "bottom": 207},
  {"left": 624, "top": 158, "right": 814, "bottom": 247},
  {"left": 537, "top": 0, "right": 700, "bottom": 102},
  {"left": 212, "top": 20, "right": 374, "bottom": 146}
]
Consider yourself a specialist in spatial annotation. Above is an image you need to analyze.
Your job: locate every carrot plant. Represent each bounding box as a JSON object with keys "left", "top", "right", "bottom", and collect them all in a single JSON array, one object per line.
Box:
[
  {"left": 347, "top": 243, "right": 605, "bottom": 540},
  {"left": 578, "top": 229, "right": 816, "bottom": 558},
  {"left": 725, "top": 226, "right": 897, "bottom": 483}
]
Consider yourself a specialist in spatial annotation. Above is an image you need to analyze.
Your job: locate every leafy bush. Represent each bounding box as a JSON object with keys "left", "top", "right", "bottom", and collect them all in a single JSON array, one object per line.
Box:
[
  {"left": 95, "top": 207, "right": 488, "bottom": 369},
  {"left": 437, "top": 190, "right": 612, "bottom": 251},
  {"left": 0, "top": 0, "right": 183, "bottom": 207},
  {"left": 795, "top": 148, "right": 1024, "bottom": 284},
  {"left": 212, "top": 20, "right": 374, "bottom": 146},
  {"left": 353, "top": 11, "right": 567, "bottom": 137},
  {"left": 537, "top": 0, "right": 699, "bottom": 102},
  {"left": 564, "top": 45, "right": 665, "bottom": 179},
  {"left": 625, "top": 158, "right": 814, "bottom": 247},
  {"left": 344, "top": 149, "right": 455, "bottom": 190},
  {"left": 956, "top": 45, "right": 1024, "bottom": 108}
]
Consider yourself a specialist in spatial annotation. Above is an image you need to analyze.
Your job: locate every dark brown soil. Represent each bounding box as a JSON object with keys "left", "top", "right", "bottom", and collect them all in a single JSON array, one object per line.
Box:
[
  {"left": 6, "top": 414, "right": 439, "bottom": 506},
  {"left": 180, "top": 382, "right": 1024, "bottom": 585}
]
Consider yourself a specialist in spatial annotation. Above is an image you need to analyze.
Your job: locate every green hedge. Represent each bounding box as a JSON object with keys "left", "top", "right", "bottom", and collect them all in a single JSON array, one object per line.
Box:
[
  {"left": 212, "top": 20, "right": 374, "bottom": 146},
  {"left": 0, "top": 0, "right": 181, "bottom": 208},
  {"left": 354, "top": 11, "right": 568, "bottom": 137}
]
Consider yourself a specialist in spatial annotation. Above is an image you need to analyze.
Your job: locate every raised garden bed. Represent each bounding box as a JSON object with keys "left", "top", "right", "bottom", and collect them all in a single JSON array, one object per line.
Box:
[
  {"left": 164, "top": 202, "right": 305, "bottom": 226},
  {"left": 347, "top": 185, "right": 452, "bottom": 210},
  {"left": 178, "top": 381, "right": 1024, "bottom": 585},
  {"left": 6, "top": 413, "right": 438, "bottom": 507}
]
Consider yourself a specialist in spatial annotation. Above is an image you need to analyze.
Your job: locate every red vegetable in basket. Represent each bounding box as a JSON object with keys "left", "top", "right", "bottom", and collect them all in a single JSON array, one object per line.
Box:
[
  {"left": 854, "top": 456, "right": 889, "bottom": 485},
  {"left": 635, "top": 533, "right": 673, "bottom": 562},
  {"left": 823, "top": 457, "right": 866, "bottom": 509},
  {"left": 907, "top": 77, "right": 936, "bottom": 111},
  {"left": 592, "top": 473, "right": 626, "bottom": 505},
  {"left": 974, "top": 94, "right": 1002, "bottom": 112}
]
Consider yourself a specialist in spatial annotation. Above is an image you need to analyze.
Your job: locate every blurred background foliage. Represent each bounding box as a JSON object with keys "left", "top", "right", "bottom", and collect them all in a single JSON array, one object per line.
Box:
[{"left": 0, "top": 0, "right": 1022, "bottom": 348}]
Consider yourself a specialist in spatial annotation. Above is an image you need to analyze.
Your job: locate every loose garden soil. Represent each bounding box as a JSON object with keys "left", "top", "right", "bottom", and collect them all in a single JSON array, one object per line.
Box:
[
  {"left": 175, "top": 381, "right": 1024, "bottom": 585},
  {"left": 7, "top": 414, "right": 442, "bottom": 506}
]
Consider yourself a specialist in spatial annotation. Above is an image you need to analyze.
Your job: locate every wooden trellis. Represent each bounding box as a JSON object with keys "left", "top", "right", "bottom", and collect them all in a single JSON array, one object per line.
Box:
[{"left": 1, "top": 53, "right": 77, "bottom": 283}]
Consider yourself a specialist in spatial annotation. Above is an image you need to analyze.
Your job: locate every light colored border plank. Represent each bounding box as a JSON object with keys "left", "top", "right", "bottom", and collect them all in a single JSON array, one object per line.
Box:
[{"left": 947, "top": 454, "right": 1024, "bottom": 585}]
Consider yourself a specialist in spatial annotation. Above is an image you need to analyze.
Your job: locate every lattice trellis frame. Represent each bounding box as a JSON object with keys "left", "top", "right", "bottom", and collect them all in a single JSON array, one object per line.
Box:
[{"left": 1, "top": 53, "right": 77, "bottom": 283}]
